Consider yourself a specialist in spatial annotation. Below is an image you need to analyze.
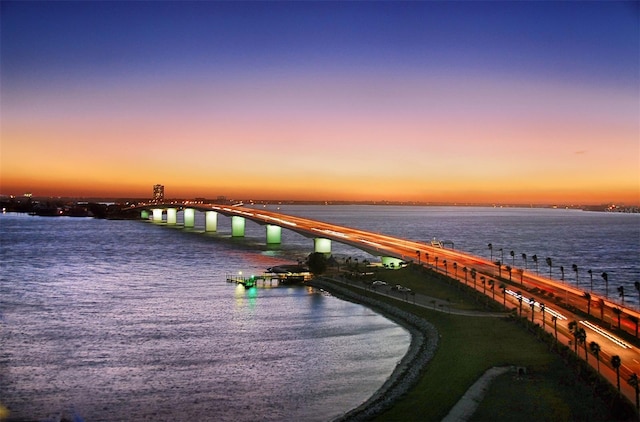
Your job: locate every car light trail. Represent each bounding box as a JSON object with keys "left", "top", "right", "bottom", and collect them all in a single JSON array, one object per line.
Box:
[
  {"left": 580, "top": 320, "right": 632, "bottom": 349},
  {"left": 506, "top": 289, "right": 567, "bottom": 320}
]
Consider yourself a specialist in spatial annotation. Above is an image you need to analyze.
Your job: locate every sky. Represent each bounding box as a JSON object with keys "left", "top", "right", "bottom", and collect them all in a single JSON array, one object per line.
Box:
[{"left": 1, "top": 1, "right": 639, "bottom": 205}]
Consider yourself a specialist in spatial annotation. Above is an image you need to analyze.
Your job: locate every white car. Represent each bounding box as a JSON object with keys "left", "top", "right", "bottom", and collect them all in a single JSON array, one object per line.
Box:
[{"left": 371, "top": 280, "right": 387, "bottom": 287}]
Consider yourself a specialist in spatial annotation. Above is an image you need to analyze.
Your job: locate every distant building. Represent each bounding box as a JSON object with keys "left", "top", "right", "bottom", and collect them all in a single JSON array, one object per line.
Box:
[{"left": 153, "top": 184, "right": 164, "bottom": 202}]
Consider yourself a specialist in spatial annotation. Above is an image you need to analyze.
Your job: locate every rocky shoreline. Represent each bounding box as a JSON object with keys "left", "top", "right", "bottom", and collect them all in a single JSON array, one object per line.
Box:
[{"left": 310, "top": 278, "right": 440, "bottom": 421}]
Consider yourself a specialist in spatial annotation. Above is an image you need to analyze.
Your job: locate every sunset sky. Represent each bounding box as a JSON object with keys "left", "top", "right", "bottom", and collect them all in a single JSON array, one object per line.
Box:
[{"left": 1, "top": 1, "right": 638, "bottom": 204}]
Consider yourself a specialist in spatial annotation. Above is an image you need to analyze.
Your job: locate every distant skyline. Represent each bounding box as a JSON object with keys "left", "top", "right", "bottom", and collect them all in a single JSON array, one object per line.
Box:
[{"left": 1, "top": 1, "right": 638, "bottom": 205}]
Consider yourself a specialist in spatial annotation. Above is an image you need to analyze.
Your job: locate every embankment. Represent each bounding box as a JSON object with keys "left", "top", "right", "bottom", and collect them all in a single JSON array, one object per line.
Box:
[{"left": 309, "top": 277, "right": 439, "bottom": 421}]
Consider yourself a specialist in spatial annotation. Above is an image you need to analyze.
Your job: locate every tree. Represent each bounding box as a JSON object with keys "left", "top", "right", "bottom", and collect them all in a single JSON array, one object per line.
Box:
[
  {"left": 613, "top": 307, "right": 622, "bottom": 329},
  {"left": 552, "top": 315, "right": 558, "bottom": 341},
  {"left": 452, "top": 262, "right": 458, "bottom": 279},
  {"left": 540, "top": 303, "right": 546, "bottom": 326},
  {"left": 500, "top": 282, "right": 507, "bottom": 308},
  {"left": 590, "top": 341, "right": 601, "bottom": 373},
  {"left": 481, "top": 276, "right": 486, "bottom": 295},
  {"left": 510, "top": 250, "right": 515, "bottom": 266},
  {"left": 489, "top": 279, "right": 495, "bottom": 300},
  {"left": 532, "top": 254, "right": 539, "bottom": 275},
  {"left": 629, "top": 315, "right": 639, "bottom": 338},
  {"left": 462, "top": 267, "right": 468, "bottom": 285},
  {"left": 618, "top": 286, "right": 625, "bottom": 305},
  {"left": 307, "top": 252, "right": 328, "bottom": 275},
  {"left": 521, "top": 253, "right": 527, "bottom": 270},
  {"left": 416, "top": 250, "right": 421, "bottom": 265},
  {"left": 598, "top": 298, "right": 605, "bottom": 321},
  {"left": 577, "top": 328, "right": 587, "bottom": 362},
  {"left": 628, "top": 373, "right": 640, "bottom": 411},
  {"left": 583, "top": 292, "right": 591, "bottom": 316},
  {"left": 530, "top": 298, "right": 535, "bottom": 322},
  {"left": 568, "top": 320, "right": 580, "bottom": 353},
  {"left": 560, "top": 265, "right": 565, "bottom": 282},
  {"left": 602, "top": 272, "right": 609, "bottom": 298},
  {"left": 588, "top": 269, "right": 593, "bottom": 291},
  {"left": 488, "top": 243, "right": 493, "bottom": 261},
  {"left": 517, "top": 291, "right": 523, "bottom": 316},
  {"left": 506, "top": 265, "right": 513, "bottom": 281},
  {"left": 471, "top": 268, "right": 477, "bottom": 289},
  {"left": 442, "top": 259, "right": 448, "bottom": 275},
  {"left": 572, "top": 264, "right": 579, "bottom": 287},
  {"left": 611, "top": 355, "right": 622, "bottom": 392},
  {"left": 545, "top": 257, "right": 553, "bottom": 278},
  {"left": 495, "top": 261, "right": 502, "bottom": 277}
]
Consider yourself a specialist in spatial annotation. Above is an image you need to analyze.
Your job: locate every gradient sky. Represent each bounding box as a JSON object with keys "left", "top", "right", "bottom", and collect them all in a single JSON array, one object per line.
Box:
[{"left": 1, "top": 1, "right": 639, "bottom": 204}]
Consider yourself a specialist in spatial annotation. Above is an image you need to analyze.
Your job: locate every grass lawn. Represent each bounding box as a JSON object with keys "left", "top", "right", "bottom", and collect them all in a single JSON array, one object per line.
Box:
[{"left": 335, "top": 266, "right": 634, "bottom": 421}]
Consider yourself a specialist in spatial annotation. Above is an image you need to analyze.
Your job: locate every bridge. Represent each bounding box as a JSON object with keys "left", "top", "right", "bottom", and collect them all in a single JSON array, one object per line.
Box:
[{"left": 135, "top": 201, "right": 640, "bottom": 405}]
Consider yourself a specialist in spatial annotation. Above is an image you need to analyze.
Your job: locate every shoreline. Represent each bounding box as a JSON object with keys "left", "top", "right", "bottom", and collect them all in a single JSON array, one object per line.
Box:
[{"left": 309, "top": 277, "right": 439, "bottom": 421}]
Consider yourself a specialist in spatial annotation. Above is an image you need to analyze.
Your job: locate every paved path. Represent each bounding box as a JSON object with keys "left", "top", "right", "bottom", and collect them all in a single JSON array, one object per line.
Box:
[{"left": 441, "top": 366, "right": 513, "bottom": 422}]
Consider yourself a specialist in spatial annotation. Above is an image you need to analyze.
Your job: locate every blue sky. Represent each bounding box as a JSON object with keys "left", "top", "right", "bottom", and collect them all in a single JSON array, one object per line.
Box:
[{"left": 2, "top": 1, "right": 638, "bottom": 203}]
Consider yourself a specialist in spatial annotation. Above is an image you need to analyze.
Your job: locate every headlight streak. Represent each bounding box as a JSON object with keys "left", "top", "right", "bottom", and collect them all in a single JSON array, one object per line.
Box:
[
  {"left": 580, "top": 320, "right": 632, "bottom": 349},
  {"left": 505, "top": 289, "right": 567, "bottom": 320}
]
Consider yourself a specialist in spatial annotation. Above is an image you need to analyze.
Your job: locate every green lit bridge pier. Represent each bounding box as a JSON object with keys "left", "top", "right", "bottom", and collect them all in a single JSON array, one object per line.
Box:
[{"left": 137, "top": 203, "right": 406, "bottom": 268}]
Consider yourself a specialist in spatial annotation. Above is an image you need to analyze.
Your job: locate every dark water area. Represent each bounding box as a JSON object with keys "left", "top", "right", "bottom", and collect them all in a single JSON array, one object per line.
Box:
[{"left": 0, "top": 213, "right": 409, "bottom": 421}]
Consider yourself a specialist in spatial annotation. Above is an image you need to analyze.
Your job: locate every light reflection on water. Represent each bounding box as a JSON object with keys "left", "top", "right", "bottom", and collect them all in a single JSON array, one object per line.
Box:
[{"left": 0, "top": 214, "right": 410, "bottom": 421}]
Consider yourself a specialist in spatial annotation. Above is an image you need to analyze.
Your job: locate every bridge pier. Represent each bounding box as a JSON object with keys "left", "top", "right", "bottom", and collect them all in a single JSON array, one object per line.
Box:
[
  {"left": 314, "top": 238, "right": 331, "bottom": 256},
  {"left": 232, "top": 216, "right": 245, "bottom": 237},
  {"left": 205, "top": 211, "right": 218, "bottom": 232},
  {"left": 381, "top": 256, "right": 404, "bottom": 269},
  {"left": 166, "top": 208, "right": 177, "bottom": 225},
  {"left": 266, "top": 225, "right": 281, "bottom": 244},
  {"left": 152, "top": 208, "right": 163, "bottom": 223},
  {"left": 184, "top": 208, "right": 195, "bottom": 228},
  {"left": 141, "top": 210, "right": 149, "bottom": 220}
]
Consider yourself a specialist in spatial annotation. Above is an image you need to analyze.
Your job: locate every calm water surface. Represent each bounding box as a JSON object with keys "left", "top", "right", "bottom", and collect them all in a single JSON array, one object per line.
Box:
[{"left": 0, "top": 213, "right": 409, "bottom": 421}]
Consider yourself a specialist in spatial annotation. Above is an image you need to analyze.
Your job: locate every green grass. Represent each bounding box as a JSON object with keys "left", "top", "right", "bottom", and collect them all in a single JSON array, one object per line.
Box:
[{"left": 334, "top": 266, "right": 635, "bottom": 421}]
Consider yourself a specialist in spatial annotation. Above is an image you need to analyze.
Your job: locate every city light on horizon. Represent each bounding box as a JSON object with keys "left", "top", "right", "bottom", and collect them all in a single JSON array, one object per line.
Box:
[{"left": 1, "top": 2, "right": 638, "bottom": 206}]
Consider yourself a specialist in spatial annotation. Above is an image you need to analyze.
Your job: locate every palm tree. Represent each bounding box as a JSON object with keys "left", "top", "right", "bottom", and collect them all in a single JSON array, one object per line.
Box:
[
  {"left": 498, "top": 248, "right": 504, "bottom": 263},
  {"left": 452, "top": 262, "right": 458, "bottom": 279},
  {"left": 613, "top": 307, "right": 622, "bottom": 329},
  {"left": 628, "top": 373, "right": 640, "bottom": 411},
  {"left": 488, "top": 243, "right": 493, "bottom": 261},
  {"left": 560, "top": 265, "right": 565, "bottom": 282},
  {"left": 416, "top": 250, "right": 421, "bottom": 265},
  {"left": 583, "top": 292, "right": 592, "bottom": 316},
  {"left": 425, "top": 252, "right": 429, "bottom": 264},
  {"left": 517, "top": 291, "right": 523, "bottom": 316},
  {"left": 540, "top": 303, "right": 546, "bottom": 326},
  {"left": 462, "top": 267, "right": 468, "bottom": 285},
  {"left": 481, "top": 276, "right": 486, "bottom": 294},
  {"left": 435, "top": 256, "right": 439, "bottom": 269},
  {"left": 506, "top": 265, "right": 513, "bottom": 281},
  {"left": 588, "top": 269, "right": 593, "bottom": 291},
  {"left": 629, "top": 315, "right": 639, "bottom": 338},
  {"left": 521, "top": 253, "right": 527, "bottom": 270},
  {"left": 552, "top": 315, "right": 558, "bottom": 341},
  {"left": 568, "top": 320, "right": 580, "bottom": 353},
  {"left": 618, "top": 285, "right": 625, "bottom": 305},
  {"left": 495, "top": 261, "right": 502, "bottom": 277},
  {"left": 530, "top": 298, "right": 535, "bottom": 322},
  {"left": 601, "top": 272, "right": 609, "bottom": 298},
  {"left": 500, "top": 282, "right": 507, "bottom": 308},
  {"left": 510, "top": 250, "right": 515, "bottom": 266},
  {"left": 516, "top": 268, "right": 524, "bottom": 285},
  {"left": 442, "top": 259, "right": 448, "bottom": 276},
  {"left": 532, "top": 254, "right": 539, "bottom": 275},
  {"left": 577, "top": 328, "right": 587, "bottom": 362},
  {"left": 590, "top": 341, "right": 601, "bottom": 373},
  {"left": 489, "top": 279, "right": 495, "bottom": 300},
  {"left": 611, "top": 355, "right": 622, "bottom": 392},
  {"left": 598, "top": 298, "right": 605, "bottom": 321},
  {"left": 545, "top": 257, "right": 553, "bottom": 278},
  {"left": 471, "top": 268, "right": 477, "bottom": 290},
  {"left": 572, "top": 264, "right": 579, "bottom": 287}
]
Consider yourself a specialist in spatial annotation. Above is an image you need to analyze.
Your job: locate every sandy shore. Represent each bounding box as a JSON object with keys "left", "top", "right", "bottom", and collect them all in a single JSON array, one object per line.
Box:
[{"left": 309, "top": 278, "right": 440, "bottom": 421}]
